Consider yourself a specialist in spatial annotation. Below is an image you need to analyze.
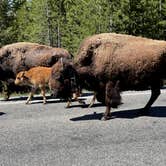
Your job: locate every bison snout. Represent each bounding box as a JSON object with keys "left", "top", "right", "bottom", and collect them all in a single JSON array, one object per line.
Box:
[{"left": 14, "top": 79, "right": 20, "bottom": 85}]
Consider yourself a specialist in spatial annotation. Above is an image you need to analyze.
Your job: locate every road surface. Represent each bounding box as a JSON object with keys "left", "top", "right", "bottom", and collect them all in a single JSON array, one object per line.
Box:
[{"left": 0, "top": 90, "right": 166, "bottom": 166}]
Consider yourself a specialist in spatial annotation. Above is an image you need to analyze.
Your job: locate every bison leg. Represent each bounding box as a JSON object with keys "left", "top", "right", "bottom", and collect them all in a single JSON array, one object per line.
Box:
[
  {"left": 101, "top": 81, "right": 121, "bottom": 120},
  {"left": 2, "top": 81, "right": 11, "bottom": 100},
  {"left": 73, "top": 92, "right": 86, "bottom": 105},
  {"left": 142, "top": 85, "right": 161, "bottom": 113},
  {"left": 101, "top": 82, "right": 113, "bottom": 120},
  {"left": 88, "top": 92, "right": 96, "bottom": 108},
  {"left": 66, "top": 99, "right": 72, "bottom": 108},
  {"left": 26, "top": 87, "right": 36, "bottom": 104},
  {"left": 41, "top": 87, "right": 46, "bottom": 104},
  {"left": 3, "top": 88, "right": 10, "bottom": 100},
  {"left": 101, "top": 105, "right": 111, "bottom": 121}
]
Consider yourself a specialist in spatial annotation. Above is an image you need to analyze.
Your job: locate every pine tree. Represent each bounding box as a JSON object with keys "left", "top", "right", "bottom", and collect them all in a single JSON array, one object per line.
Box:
[
  {"left": 110, "top": 0, "right": 166, "bottom": 40},
  {"left": 0, "top": 0, "right": 26, "bottom": 46}
]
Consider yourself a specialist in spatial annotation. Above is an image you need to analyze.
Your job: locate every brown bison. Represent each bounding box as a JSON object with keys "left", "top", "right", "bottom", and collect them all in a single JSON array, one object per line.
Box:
[
  {"left": 0, "top": 42, "right": 72, "bottom": 99},
  {"left": 49, "top": 58, "right": 85, "bottom": 108},
  {"left": 49, "top": 33, "right": 166, "bottom": 120},
  {"left": 15, "top": 66, "right": 51, "bottom": 104}
]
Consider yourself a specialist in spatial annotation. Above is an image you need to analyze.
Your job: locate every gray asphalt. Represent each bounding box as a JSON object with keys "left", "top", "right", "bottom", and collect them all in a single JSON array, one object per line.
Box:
[{"left": 0, "top": 90, "right": 166, "bottom": 166}]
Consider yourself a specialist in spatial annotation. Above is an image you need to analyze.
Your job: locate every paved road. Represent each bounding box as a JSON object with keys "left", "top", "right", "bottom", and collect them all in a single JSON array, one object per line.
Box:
[{"left": 0, "top": 90, "right": 166, "bottom": 166}]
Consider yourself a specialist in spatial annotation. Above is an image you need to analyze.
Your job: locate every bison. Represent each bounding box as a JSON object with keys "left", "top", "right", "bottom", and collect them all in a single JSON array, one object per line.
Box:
[
  {"left": 49, "top": 33, "right": 166, "bottom": 120},
  {"left": 0, "top": 42, "right": 72, "bottom": 99},
  {"left": 49, "top": 58, "right": 85, "bottom": 108},
  {"left": 15, "top": 66, "right": 51, "bottom": 104}
]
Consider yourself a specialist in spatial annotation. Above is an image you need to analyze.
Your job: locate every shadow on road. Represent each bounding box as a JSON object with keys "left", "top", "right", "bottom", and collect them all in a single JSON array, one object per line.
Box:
[
  {"left": 70, "top": 112, "right": 103, "bottom": 121},
  {"left": 70, "top": 106, "right": 166, "bottom": 121},
  {"left": 68, "top": 102, "right": 104, "bottom": 109},
  {"left": 0, "top": 112, "right": 6, "bottom": 116},
  {"left": 0, "top": 96, "right": 87, "bottom": 105},
  {"left": 0, "top": 95, "right": 53, "bottom": 102}
]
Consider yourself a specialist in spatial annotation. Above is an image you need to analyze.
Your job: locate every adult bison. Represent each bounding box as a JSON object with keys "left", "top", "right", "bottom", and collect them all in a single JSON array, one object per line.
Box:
[
  {"left": 0, "top": 42, "right": 72, "bottom": 99},
  {"left": 49, "top": 33, "right": 166, "bottom": 120}
]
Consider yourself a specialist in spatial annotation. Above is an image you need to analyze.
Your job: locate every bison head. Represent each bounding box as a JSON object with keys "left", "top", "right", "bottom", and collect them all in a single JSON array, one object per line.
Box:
[
  {"left": 49, "top": 58, "right": 79, "bottom": 99},
  {"left": 15, "top": 71, "right": 29, "bottom": 86}
]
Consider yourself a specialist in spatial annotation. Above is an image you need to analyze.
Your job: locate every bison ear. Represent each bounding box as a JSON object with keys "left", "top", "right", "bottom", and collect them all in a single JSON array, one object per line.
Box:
[{"left": 21, "top": 71, "right": 25, "bottom": 77}]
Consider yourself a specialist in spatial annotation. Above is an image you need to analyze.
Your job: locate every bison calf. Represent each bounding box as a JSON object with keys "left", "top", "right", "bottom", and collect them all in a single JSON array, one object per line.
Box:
[{"left": 15, "top": 66, "right": 51, "bottom": 104}]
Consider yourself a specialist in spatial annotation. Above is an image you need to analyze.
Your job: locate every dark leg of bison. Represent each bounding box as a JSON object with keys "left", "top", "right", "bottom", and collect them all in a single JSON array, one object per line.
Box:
[
  {"left": 101, "top": 81, "right": 121, "bottom": 120},
  {"left": 2, "top": 82, "right": 11, "bottom": 100},
  {"left": 101, "top": 105, "right": 111, "bottom": 121},
  {"left": 101, "top": 81, "right": 112, "bottom": 121},
  {"left": 66, "top": 98, "right": 72, "bottom": 108},
  {"left": 141, "top": 84, "right": 161, "bottom": 114}
]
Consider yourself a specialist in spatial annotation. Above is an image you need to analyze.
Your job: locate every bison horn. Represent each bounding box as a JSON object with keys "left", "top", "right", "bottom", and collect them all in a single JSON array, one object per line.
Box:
[
  {"left": 60, "top": 57, "right": 63, "bottom": 64},
  {"left": 60, "top": 57, "right": 64, "bottom": 70}
]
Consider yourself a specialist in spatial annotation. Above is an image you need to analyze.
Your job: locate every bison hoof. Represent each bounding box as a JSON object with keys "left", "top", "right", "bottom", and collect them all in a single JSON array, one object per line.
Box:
[
  {"left": 65, "top": 105, "right": 70, "bottom": 109},
  {"left": 101, "top": 115, "right": 111, "bottom": 121}
]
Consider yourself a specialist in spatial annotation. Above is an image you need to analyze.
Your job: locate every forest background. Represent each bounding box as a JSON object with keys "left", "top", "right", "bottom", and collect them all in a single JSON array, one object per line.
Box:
[{"left": 0, "top": 0, "right": 166, "bottom": 55}]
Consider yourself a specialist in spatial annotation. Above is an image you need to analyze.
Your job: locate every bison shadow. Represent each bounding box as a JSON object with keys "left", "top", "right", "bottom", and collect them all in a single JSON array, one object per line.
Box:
[
  {"left": 0, "top": 112, "right": 6, "bottom": 116},
  {"left": 0, "top": 95, "right": 54, "bottom": 102},
  {"left": 81, "top": 92, "right": 94, "bottom": 97},
  {"left": 0, "top": 95, "right": 87, "bottom": 105},
  {"left": 70, "top": 106, "right": 166, "bottom": 121},
  {"left": 68, "top": 102, "right": 104, "bottom": 109}
]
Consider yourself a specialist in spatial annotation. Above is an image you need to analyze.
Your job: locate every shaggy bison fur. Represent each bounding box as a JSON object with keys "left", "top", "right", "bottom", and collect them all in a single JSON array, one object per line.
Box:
[
  {"left": 49, "top": 59, "right": 85, "bottom": 108},
  {"left": 49, "top": 33, "right": 166, "bottom": 120},
  {"left": 0, "top": 42, "right": 72, "bottom": 99}
]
